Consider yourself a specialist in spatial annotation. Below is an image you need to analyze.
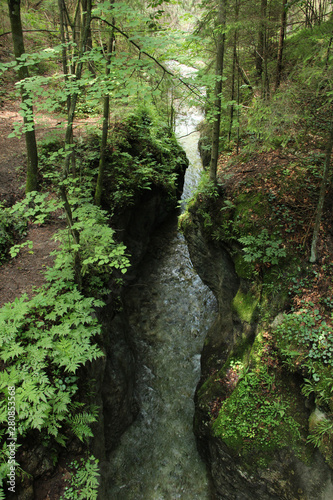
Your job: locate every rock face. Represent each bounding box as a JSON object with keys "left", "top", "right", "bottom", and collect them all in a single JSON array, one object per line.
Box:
[
  {"left": 96, "top": 186, "right": 183, "bottom": 455},
  {"left": 207, "top": 439, "right": 333, "bottom": 500},
  {"left": 183, "top": 212, "right": 239, "bottom": 374},
  {"left": 183, "top": 212, "right": 333, "bottom": 500},
  {"left": 88, "top": 157, "right": 188, "bottom": 498}
]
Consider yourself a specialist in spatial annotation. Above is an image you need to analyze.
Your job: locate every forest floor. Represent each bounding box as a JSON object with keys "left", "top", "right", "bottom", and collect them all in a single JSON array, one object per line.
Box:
[
  {"left": 215, "top": 145, "right": 333, "bottom": 314},
  {"left": 0, "top": 92, "right": 100, "bottom": 308},
  {"left": 0, "top": 98, "right": 64, "bottom": 308}
]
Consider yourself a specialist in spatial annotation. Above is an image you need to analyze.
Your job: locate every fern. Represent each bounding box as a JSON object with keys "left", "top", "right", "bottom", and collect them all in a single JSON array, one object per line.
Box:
[
  {"left": 69, "top": 412, "right": 97, "bottom": 442},
  {"left": 0, "top": 282, "right": 104, "bottom": 444},
  {"left": 0, "top": 162, "right": 131, "bottom": 493},
  {"left": 60, "top": 455, "right": 100, "bottom": 500}
]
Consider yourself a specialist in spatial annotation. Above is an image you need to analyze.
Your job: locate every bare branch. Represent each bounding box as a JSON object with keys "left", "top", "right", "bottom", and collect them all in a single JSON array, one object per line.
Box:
[{"left": 0, "top": 29, "right": 58, "bottom": 38}]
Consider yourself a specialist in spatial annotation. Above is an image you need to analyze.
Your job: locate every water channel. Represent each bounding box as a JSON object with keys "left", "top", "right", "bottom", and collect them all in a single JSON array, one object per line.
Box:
[{"left": 106, "top": 102, "right": 217, "bottom": 499}]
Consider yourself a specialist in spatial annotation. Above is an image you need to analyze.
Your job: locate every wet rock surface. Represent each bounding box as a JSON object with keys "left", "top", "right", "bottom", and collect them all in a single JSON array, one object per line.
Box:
[
  {"left": 102, "top": 105, "right": 218, "bottom": 498},
  {"left": 184, "top": 204, "right": 333, "bottom": 500}
]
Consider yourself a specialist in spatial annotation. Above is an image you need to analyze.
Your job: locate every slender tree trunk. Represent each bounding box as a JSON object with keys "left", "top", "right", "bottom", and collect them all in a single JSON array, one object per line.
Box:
[
  {"left": 256, "top": 0, "right": 267, "bottom": 81},
  {"left": 310, "top": 119, "right": 333, "bottom": 263},
  {"left": 228, "top": 0, "right": 239, "bottom": 143},
  {"left": 275, "top": 0, "right": 288, "bottom": 90},
  {"left": 209, "top": 0, "right": 226, "bottom": 183},
  {"left": 7, "top": 0, "right": 38, "bottom": 193},
  {"left": 236, "top": 57, "right": 240, "bottom": 154},
  {"left": 58, "top": 0, "right": 71, "bottom": 114},
  {"left": 95, "top": 29, "right": 115, "bottom": 206},
  {"left": 60, "top": 0, "right": 92, "bottom": 288},
  {"left": 228, "top": 35, "right": 236, "bottom": 143},
  {"left": 64, "top": 0, "right": 92, "bottom": 176},
  {"left": 234, "top": 53, "right": 253, "bottom": 91},
  {"left": 263, "top": 30, "right": 270, "bottom": 99}
]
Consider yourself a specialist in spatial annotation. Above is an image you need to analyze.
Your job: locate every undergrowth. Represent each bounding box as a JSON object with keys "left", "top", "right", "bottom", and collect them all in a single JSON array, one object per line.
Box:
[
  {"left": 181, "top": 139, "right": 333, "bottom": 469},
  {"left": 0, "top": 106, "right": 185, "bottom": 497}
]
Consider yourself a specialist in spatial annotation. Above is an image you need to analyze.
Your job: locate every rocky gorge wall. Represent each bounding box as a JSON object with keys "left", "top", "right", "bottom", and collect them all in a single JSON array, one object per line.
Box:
[
  {"left": 182, "top": 190, "right": 333, "bottom": 499},
  {"left": 89, "top": 147, "right": 188, "bottom": 498},
  {"left": 13, "top": 114, "right": 189, "bottom": 500}
]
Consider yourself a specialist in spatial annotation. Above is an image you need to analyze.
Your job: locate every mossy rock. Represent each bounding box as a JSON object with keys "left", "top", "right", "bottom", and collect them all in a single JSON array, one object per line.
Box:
[{"left": 232, "top": 285, "right": 259, "bottom": 323}]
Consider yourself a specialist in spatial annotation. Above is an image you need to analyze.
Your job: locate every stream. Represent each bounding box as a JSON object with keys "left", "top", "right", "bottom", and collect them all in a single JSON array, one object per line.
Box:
[{"left": 106, "top": 99, "right": 216, "bottom": 499}]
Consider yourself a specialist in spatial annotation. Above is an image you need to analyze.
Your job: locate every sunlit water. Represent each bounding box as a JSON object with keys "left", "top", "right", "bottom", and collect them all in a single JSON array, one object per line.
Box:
[{"left": 106, "top": 102, "right": 216, "bottom": 499}]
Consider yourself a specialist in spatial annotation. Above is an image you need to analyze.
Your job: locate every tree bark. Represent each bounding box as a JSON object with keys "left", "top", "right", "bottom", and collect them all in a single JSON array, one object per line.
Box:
[
  {"left": 7, "top": 0, "right": 38, "bottom": 193},
  {"left": 275, "top": 0, "right": 288, "bottom": 91},
  {"left": 256, "top": 0, "right": 267, "bottom": 81},
  {"left": 209, "top": 0, "right": 226, "bottom": 183},
  {"left": 228, "top": 0, "right": 239, "bottom": 143},
  {"left": 95, "top": 29, "right": 115, "bottom": 206},
  {"left": 309, "top": 120, "right": 333, "bottom": 263}
]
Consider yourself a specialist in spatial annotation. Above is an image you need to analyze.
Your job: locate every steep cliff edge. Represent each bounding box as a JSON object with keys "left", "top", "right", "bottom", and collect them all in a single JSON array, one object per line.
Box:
[
  {"left": 181, "top": 149, "right": 333, "bottom": 499},
  {"left": 94, "top": 112, "right": 188, "bottom": 456},
  {"left": 3, "top": 109, "right": 188, "bottom": 500}
]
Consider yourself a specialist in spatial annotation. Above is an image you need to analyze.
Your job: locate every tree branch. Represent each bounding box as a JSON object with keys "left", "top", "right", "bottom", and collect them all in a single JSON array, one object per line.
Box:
[
  {"left": 91, "top": 16, "right": 205, "bottom": 102},
  {"left": 0, "top": 29, "right": 58, "bottom": 38}
]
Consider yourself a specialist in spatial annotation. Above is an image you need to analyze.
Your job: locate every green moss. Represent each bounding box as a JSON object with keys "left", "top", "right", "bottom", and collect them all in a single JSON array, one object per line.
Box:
[
  {"left": 232, "top": 289, "right": 259, "bottom": 323},
  {"left": 233, "top": 192, "right": 268, "bottom": 231},
  {"left": 178, "top": 211, "right": 192, "bottom": 233},
  {"left": 212, "top": 364, "right": 309, "bottom": 468},
  {"left": 233, "top": 253, "right": 254, "bottom": 280}
]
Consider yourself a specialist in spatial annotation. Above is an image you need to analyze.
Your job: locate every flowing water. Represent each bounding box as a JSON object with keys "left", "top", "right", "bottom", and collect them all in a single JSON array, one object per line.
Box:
[{"left": 106, "top": 103, "right": 216, "bottom": 499}]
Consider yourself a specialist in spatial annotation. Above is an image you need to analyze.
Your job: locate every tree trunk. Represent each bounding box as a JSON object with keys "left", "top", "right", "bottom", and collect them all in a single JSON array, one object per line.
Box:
[
  {"left": 309, "top": 120, "right": 333, "bottom": 263},
  {"left": 256, "top": 0, "right": 267, "bottom": 81},
  {"left": 61, "top": 0, "right": 92, "bottom": 288},
  {"left": 64, "top": 0, "right": 92, "bottom": 176},
  {"left": 7, "top": 0, "right": 38, "bottom": 193},
  {"left": 228, "top": 35, "right": 236, "bottom": 143},
  {"left": 228, "top": 0, "right": 239, "bottom": 143},
  {"left": 58, "top": 0, "right": 71, "bottom": 114},
  {"left": 263, "top": 30, "right": 270, "bottom": 99},
  {"left": 95, "top": 29, "right": 115, "bottom": 206},
  {"left": 209, "top": 0, "right": 226, "bottom": 183},
  {"left": 275, "top": 0, "right": 288, "bottom": 91}
]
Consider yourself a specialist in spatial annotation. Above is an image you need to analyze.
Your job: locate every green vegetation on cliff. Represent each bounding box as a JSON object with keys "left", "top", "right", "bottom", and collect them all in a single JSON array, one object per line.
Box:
[
  {"left": 180, "top": 10, "right": 333, "bottom": 473},
  {"left": 0, "top": 106, "right": 187, "bottom": 499},
  {"left": 182, "top": 140, "right": 333, "bottom": 471}
]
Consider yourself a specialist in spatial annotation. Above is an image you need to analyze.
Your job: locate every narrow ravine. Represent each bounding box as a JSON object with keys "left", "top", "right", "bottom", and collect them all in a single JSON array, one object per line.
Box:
[{"left": 106, "top": 103, "right": 216, "bottom": 499}]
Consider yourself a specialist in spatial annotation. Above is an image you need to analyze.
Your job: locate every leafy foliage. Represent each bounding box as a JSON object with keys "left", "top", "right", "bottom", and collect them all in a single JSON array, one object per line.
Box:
[
  {"left": 239, "top": 229, "right": 287, "bottom": 266},
  {"left": 0, "top": 283, "right": 103, "bottom": 431},
  {"left": 104, "top": 107, "right": 187, "bottom": 209},
  {"left": 0, "top": 204, "right": 27, "bottom": 263},
  {"left": 60, "top": 455, "right": 100, "bottom": 500},
  {"left": 275, "top": 309, "right": 333, "bottom": 367},
  {"left": 52, "top": 200, "right": 131, "bottom": 293},
  {"left": 9, "top": 240, "right": 33, "bottom": 258},
  {"left": 9, "top": 191, "right": 63, "bottom": 225}
]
